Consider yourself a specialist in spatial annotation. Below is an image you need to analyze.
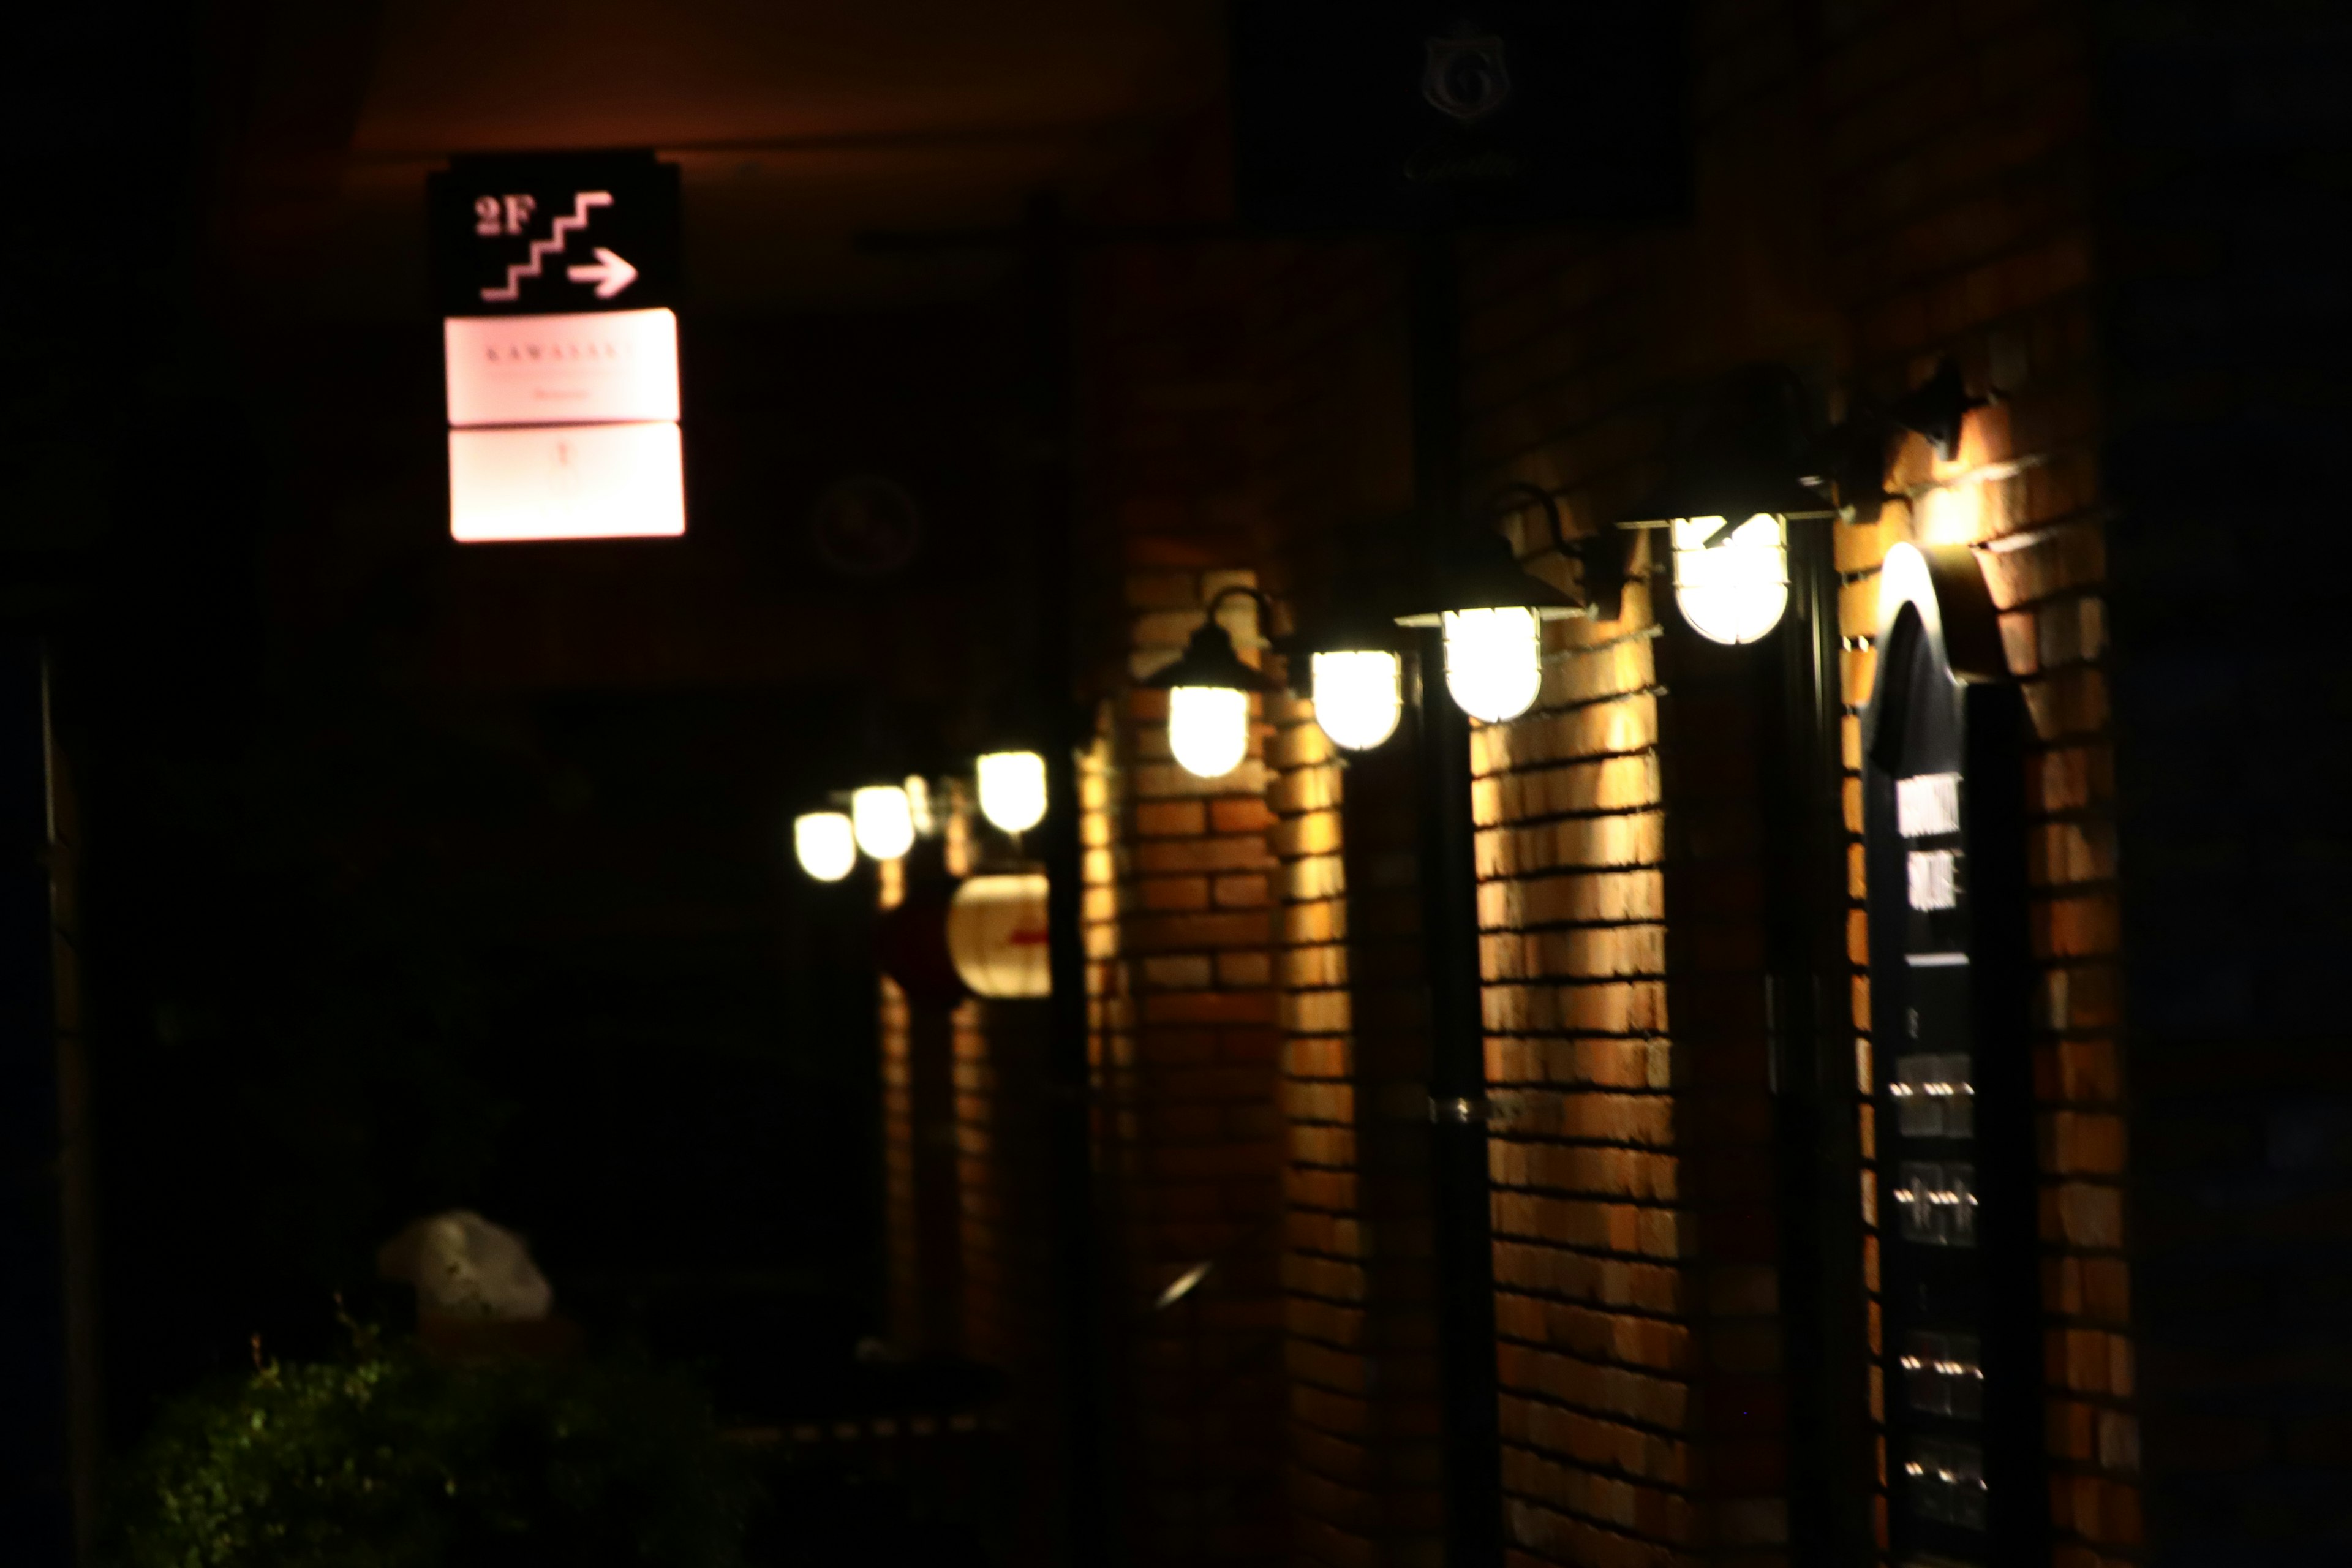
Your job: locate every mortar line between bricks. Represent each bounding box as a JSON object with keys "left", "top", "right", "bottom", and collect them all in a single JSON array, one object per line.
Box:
[
  {"left": 1841, "top": 219, "right": 2097, "bottom": 318},
  {"left": 1496, "top": 1483, "right": 1707, "bottom": 1545},
  {"left": 1814, "top": 31, "right": 2092, "bottom": 180},
  {"left": 1490, "top": 1392, "right": 1711, "bottom": 1460}
]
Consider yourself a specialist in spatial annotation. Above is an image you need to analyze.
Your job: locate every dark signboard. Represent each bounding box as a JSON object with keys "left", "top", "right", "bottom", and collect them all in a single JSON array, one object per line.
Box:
[
  {"left": 1231, "top": 1, "right": 1689, "bottom": 232},
  {"left": 1860, "top": 544, "right": 2045, "bottom": 1564},
  {"left": 428, "top": 150, "right": 680, "bottom": 317}
]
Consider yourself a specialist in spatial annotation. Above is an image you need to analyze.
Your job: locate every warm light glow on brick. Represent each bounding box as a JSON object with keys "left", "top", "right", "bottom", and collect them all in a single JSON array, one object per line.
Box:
[{"left": 1915, "top": 480, "right": 1986, "bottom": 546}]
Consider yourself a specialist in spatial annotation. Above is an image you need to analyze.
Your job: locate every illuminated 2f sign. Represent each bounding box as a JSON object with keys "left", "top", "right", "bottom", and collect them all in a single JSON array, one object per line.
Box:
[
  {"left": 474, "top": 194, "right": 538, "bottom": 236},
  {"left": 430, "top": 150, "right": 688, "bottom": 544},
  {"left": 429, "top": 151, "right": 678, "bottom": 316}
]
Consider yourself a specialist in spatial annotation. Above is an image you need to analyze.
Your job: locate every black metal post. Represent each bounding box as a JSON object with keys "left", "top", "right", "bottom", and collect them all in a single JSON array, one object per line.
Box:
[
  {"left": 1023, "top": 195, "right": 1115, "bottom": 1568},
  {"left": 0, "top": 639, "right": 74, "bottom": 1566},
  {"left": 1762, "top": 518, "right": 1870, "bottom": 1566},
  {"left": 1409, "top": 234, "right": 1506, "bottom": 1568}
]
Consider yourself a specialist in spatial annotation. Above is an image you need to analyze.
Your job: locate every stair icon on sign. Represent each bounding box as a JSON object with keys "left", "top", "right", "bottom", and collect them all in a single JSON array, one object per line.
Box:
[{"left": 480, "top": 191, "right": 617, "bottom": 303}]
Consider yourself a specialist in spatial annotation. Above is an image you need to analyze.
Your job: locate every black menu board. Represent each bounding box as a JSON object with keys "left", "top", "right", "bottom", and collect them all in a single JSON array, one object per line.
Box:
[{"left": 1860, "top": 544, "right": 2045, "bottom": 1564}]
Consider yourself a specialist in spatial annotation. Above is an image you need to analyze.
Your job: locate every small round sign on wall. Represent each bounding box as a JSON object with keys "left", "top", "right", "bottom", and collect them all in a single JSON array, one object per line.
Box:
[{"left": 809, "top": 474, "right": 922, "bottom": 578}]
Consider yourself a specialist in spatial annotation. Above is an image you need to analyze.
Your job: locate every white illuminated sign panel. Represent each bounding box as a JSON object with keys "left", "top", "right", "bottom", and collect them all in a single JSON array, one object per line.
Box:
[
  {"left": 447, "top": 423, "right": 685, "bottom": 544},
  {"left": 432, "top": 153, "right": 685, "bottom": 545},
  {"left": 443, "top": 310, "right": 680, "bottom": 428}
]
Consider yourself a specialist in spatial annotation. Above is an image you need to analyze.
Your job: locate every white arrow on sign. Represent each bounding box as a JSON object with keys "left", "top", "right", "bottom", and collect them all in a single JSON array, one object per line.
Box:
[{"left": 566, "top": 247, "right": 639, "bottom": 300}]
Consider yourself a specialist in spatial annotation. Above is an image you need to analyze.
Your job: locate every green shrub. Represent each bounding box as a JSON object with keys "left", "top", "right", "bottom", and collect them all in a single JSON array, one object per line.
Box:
[{"left": 111, "top": 1325, "right": 754, "bottom": 1568}]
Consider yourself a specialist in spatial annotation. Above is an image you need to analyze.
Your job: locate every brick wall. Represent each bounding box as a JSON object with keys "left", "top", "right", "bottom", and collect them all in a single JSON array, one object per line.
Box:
[
  {"left": 878, "top": 0, "right": 2241, "bottom": 1560},
  {"left": 1449, "top": 0, "right": 2133, "bottom": 1561}
]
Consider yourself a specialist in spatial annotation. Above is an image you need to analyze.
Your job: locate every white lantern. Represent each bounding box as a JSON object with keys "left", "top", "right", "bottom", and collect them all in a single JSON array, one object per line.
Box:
[
  {"left": 1308, "top": 649, "right": 1404, "bottom": 752},
  {"left": 1441, "top": 606, "right": 1545, "bottom": 723},
  {"left": 851, "top": 784, "right": 916, "bottom": 861},
  {"left": 1167, "top": 686, "right": 1251, "bottom": 778},
  {"left": 1394, "top": 503, "right": 1590, "bottom": 726},
  {"left": 946, "top": 873, "right": 1052, "bottom": 998},
  {"left": 793, "top": 811, "right": 857, "bottom": 881},
  {"left": 1672, "top": 513, "right": 1789, "bottom": 644},
  {"left": 976, "top": 750, "right": 1049, "bottom": 834},
  {"left": 1146, "top": 587, "right": 1278, "bottom": 781}
]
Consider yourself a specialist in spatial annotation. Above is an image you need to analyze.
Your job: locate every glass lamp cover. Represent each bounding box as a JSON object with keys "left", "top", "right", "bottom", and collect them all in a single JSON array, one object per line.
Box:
[
  {"left": 1672, "top": 513, "right": 1790, "bottom": 644},
  {"left": 851, "top": 784, "right": 917, "bottom": 861},
  {"left": 1441, "top": 607, "right": 1544, "bottom": 723},
  {"left": 1168, "top": 685, "right": 1250, "bottom": 778},
  {"left": 794, "top": 811, "right": 858, "bottom": 881},
  {"left": 976, "top": 750, "right": 1049, "bottom": 834},
  {"left": 1310, "top": 650, "right": 1403, "bottom": 751}
]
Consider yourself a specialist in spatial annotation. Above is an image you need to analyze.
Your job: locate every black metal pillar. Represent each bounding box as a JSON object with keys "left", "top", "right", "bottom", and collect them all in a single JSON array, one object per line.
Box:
[
  {"left": 1762, "top": 518, "right": 1871, "bottom": 1566},
  {"left": 0, "top": 639, "right": 75, "bottom": 1565},
  {"left": 1409, "top": 235, "right": 1506, "bottom": 1568},
  {"left": 1023, "top": 195, "right": 1115, "bottom": 1568}
]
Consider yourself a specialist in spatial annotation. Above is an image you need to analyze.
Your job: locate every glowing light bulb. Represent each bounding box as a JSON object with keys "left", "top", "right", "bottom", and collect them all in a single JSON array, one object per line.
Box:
[
  {"left": 1672, "top": 513, "right": 1789, "bottom": 644},
  {"left": 904, "top": 775, "right": 936, "bottom": 837},
  {"left": 1310, "top": 650, "right": 1403, "bottom": 752},
  {"left": 976, "top": 750, "right": 1049, "bottom": 834},
  {"left": 794, "top": 811, "right": 856, "bottom": 881},
  {"left": 851, "top": 784, "right": 916, "bottom": 861},
  {"left": 1167, "top": 685, "right": 1250, "bottom": 778},
  {"left": 1441, "top": 607, "right": 1544, "bottom": 723}
]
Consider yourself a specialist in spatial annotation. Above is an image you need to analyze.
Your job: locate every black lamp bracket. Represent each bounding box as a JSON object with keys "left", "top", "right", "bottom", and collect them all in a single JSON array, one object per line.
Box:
[
  {"left": 1818, "top": 356, "right": 1991, "bottom": 519},
  {"left": 1201, "top": 583, "right": 1279, "bottom": 641},
  {"left": 1143, "top": 583, "right": 1285, "bottom": 696},
  {"left": 1483, "top": 483, "right": 1627, "bottom": 624}
]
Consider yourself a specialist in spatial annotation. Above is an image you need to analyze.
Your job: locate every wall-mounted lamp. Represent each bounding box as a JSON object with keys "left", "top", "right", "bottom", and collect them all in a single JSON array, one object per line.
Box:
[
  {"left": 1668, "top": 513, "right": 1798, "bottom": 646},
  {"left": 1310, "top": 646, "right": 1405, "bottom": 752},
  {"left": 976, "top": 750, "right": 1050, "bottom": 834},
  {"left": 1396, "top": 484, "right": 1619, "bottom": 723},
  {"left": 1613, "top": 371, "right": 1839, "bottom": 646},
  {"left": 1144, "top": 586, "right": 1280, "bottom": 779},
  {"left": 794, "top": 810, "right": 858, "bottom": 881},
  {"left": 1278, "top": 590, "right": 1412, "bottom": 754},
  {"left": 851, "top": 783, "right": 918, "bottom": 861}
]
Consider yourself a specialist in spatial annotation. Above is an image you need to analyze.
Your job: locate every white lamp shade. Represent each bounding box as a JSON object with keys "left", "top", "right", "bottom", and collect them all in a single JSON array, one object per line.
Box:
[
  {"left": 1168, "top": 685, "right": 1251, "bottom": 778},
  {"left": 946, "top": 873, "right": 1052, "bottom": 998},
  {"left": 1441, "top": 607, "right": 1544, "bottom": 723},
  {"left": 794, "top": 812, "right": 857, "bottom": 881},
  {"left": 1310, "top": 650, "right": 1403, "bottom": 752},
  {"left": 851, "top": 785, "right": 916, "bottom": 861},
  {"left": 1672, "top": 513, "right": 1790, "bottom": 644},
  {"left": 976, "top": 750, "right": 1049, "bottom": 834}
]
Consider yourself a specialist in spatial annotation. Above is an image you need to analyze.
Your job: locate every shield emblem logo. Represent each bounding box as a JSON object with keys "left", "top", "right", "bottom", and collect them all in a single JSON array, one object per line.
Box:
[{"left": 1423, "top": 34, "right": 1512, "bottom": 123}]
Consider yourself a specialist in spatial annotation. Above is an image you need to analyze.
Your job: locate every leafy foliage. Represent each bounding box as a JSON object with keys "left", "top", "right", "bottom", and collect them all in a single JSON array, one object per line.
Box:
[{"left": 111, "top": 1325, "right": 755, "bottom": 1568}]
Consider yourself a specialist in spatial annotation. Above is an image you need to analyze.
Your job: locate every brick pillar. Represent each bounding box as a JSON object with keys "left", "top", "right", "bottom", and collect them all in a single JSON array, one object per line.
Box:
[
  {"left": 1093, "top": 549, "right": 1288, "bottom": 1565},
  {"left": 1648, "top": 587, "right": 1803, "bottom": 1562},
  {"left": 1274, "top": 690, "right": 1446, "bottom": 1567},
  {"left": 1841, "top": 341, "right": 2136, "bottom": 1562},
  {"left": 1477, "top": 560, "right": 1801, "bottom": 1562}
]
